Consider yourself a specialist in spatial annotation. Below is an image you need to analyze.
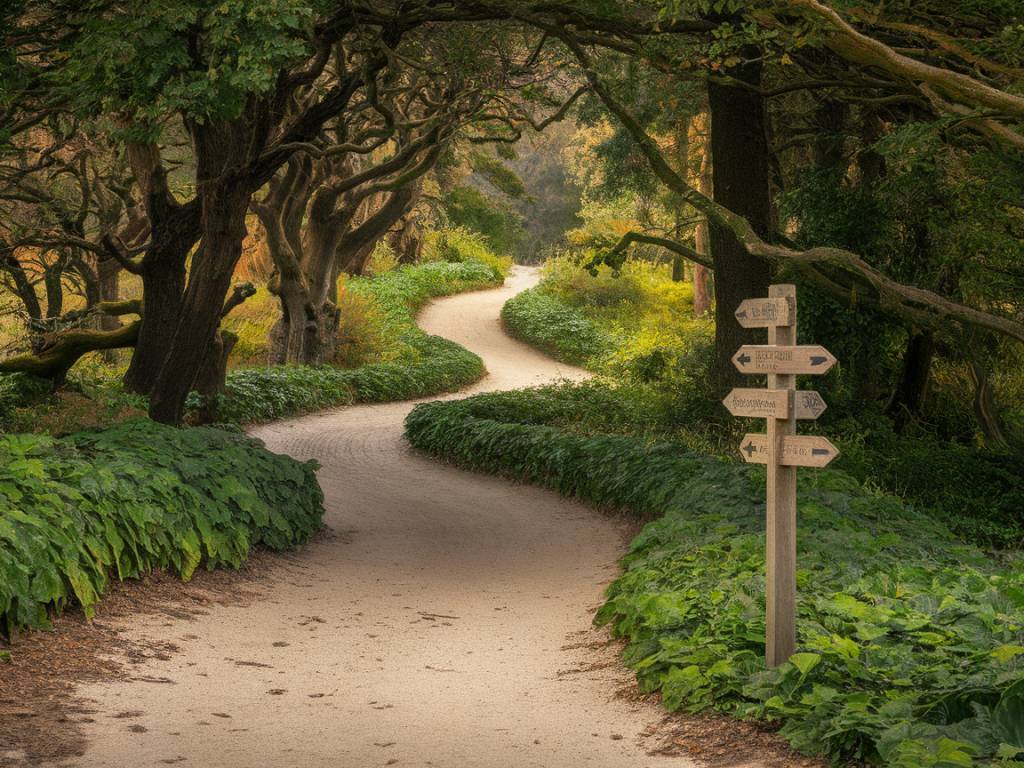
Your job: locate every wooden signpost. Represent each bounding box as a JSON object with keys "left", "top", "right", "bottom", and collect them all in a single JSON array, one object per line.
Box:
[{"left": 723, "top": 284, "right": 838, "bottom": 668}]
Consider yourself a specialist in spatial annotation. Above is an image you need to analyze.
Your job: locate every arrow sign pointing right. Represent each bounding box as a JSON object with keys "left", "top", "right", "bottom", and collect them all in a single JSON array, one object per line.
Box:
[
  {"left": 794, "top": 391, "right": 827, "bottom": 420},
  {"left": 738, "top": 434, "right": 840, "bottom": 468}
]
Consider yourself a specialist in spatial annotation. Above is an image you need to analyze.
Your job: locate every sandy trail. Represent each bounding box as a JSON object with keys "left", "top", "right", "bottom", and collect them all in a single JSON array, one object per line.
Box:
[{"left": 64, "top": 267, "right": 705, "bottom": 768}]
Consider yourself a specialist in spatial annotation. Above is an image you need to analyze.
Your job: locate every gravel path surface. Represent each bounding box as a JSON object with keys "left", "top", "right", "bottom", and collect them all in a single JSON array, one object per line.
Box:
[{"left": 64, "top": 267, "right": 712, "bottom": 768}]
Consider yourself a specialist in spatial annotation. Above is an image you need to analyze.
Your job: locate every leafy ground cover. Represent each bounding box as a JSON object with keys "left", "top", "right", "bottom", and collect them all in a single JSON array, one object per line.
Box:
[
  {"left": 212, "top": 335, "right": 483, "bottom": 423},
  {"left": 501, "top": 288, "right": 610, "bottom": 365},
  {"left": 405, "top": 390, "right": 1024, "bottom": 767},
  {"left": 0, "top": 419, "right": 324, "bottom": 636}
]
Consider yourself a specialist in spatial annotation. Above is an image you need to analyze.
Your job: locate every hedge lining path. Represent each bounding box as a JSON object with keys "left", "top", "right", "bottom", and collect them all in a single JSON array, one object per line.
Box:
[{"left": 64, "top": 267, "right": 764, "bottom": 768}]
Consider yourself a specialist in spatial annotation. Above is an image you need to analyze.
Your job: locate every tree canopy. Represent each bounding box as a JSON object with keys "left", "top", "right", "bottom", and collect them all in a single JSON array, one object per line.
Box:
[{"left": 1, "top": 0, "right": 1021, "bottom": 432}]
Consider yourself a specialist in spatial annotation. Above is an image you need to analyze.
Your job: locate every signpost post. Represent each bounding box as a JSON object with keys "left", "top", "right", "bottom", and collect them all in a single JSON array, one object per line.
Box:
[{"left": 724, "top": 284, "right": 838, "bottom": 668}]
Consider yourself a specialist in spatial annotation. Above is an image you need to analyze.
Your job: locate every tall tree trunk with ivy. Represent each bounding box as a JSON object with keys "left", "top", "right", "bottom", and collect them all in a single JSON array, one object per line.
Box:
[{"left": 707, "top": 60, "right": 773, "bottom": 394}]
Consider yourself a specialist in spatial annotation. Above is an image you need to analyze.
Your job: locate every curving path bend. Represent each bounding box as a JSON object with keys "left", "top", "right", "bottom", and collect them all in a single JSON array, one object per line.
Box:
[{"left": 66, "top": 267, "right": 704, "bottom": 768}]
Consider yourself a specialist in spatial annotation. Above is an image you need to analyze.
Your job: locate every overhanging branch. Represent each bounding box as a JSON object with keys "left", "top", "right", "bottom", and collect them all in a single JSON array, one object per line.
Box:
[
  {"left": 598, "top": 231, "right": 713, "bottom": 271},
  {"left": 558, "top": 30, "right": 1024, "bottom": 345}
]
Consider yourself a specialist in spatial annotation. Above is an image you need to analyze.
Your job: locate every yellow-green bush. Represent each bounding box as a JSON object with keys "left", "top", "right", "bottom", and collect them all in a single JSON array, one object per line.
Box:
[
  {"left": 221, "top": 229, "right": 509, "bottom": 370},
  {"left": 507, "top": 254, "right": 716, "bottom": 410},
  {"left": 423, "top": 226, "right": 512, "bottom": 278},
  {"left": 220, "top": 285, "right": 280, "bottom": 368}
]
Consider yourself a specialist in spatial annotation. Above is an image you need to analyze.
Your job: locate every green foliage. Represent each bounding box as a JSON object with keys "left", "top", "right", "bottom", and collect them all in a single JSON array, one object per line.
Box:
[
  {"left": 0, "top": 366, "right": 147, "bottom": 434},
  {"left": 344, "top": 258, "right": 503, "bottom": 347},
  {"left": 0, "top": 372, "right": 49, "bottom": 426},
  {"left": 469, "top": 151, "right": 526, "bottom": 198},
  {"left": 405, "top": 393, "right": 1024, "bottom": 767},
  {"left": 209, "top": 260, "right": 501, "bottom": 423},
  {"left": 501, "top": 289, "right": 611, "bottom": 366},
  {"left": 0, "top": 419, "right": 323, "bottom": 634},
  {"left": 504, "top": 256, "right": 719, "bottom": 421},
  {"left": 442, "top": 185, "right": 524, "bottom": 256},
  {"left": 61, "top": 0, "right": 316, "bottom": 126},
  {"left": 837, "top": 435, "right": 1024, "bottom": 549},
  {"left": 421, "top": 226, "right": 511, "bottom": 284},
  {"left": 212, "top": 335, "right": 483, "bottom": 424}
]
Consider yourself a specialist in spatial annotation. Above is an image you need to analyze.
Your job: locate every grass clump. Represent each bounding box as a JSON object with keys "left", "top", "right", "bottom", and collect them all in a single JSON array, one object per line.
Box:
[
  {"left": 404, "top": 392, "right": 1024, "bottom": 767},
  {"left": 0, "top": 419, "right": 324, "bottom": 636}
]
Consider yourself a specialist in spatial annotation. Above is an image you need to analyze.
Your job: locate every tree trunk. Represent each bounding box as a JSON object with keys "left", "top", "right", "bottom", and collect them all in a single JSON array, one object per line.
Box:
[
  {"left": 671, "top": 118, "right": 690, "bottom": 285},
  {"left": 268, "top": 276, "right": 322, "bottom": 365},
  {"left": 390, "top": 213, "right": 422, "bottom": 264},
  {"left": 970, "top": 363, "right": 1010, "bottom": 450},
  {"left": 191, "top": 330, "right": 238, "bottom": 425},
  {"left": 121, "top": 140, "right": 202, "bottom": 396},
  {"left": 887, "top": 329, "right": 935, "bottom": 431},
  {"left": 671, "top": 255, "right": 686, "bottom": 282},
  {"left": 122, "top": 224, "right": 194, "bottom": 394},
  {"left": 147, "top": 115, "right": 262, "bottom": 424},
  {"left": 2, "top": 253, "right": 43, "bottom": 321},
  {"left": 707, "top": 59, "right": 773, "bottom": 394},
  {"left": 94, "top": 256, "right": 122, "bottom": 363},
  {"left": 148, "top": 181, "right": 252, "bottom": 425},
  {"left": 43, "top": 263, "right": 64, "bottom": 318}
]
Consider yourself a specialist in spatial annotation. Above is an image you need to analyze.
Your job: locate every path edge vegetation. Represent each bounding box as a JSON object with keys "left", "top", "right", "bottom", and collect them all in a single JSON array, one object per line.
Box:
[
  {"left": 0, "top": 258, "right": 506, "bottom": 639},
  {"left": 500, "top": 276, "right": 1024, "bottom": 549},
  {"left": 404, "top": 392, "right": 1024, "bottom": 768}
]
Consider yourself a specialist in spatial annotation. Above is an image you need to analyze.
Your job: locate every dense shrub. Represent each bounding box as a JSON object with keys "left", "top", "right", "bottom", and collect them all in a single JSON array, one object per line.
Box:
[
  {"left": 0, "top": 419, "right": 324, "bottom": 635},
  {"left": 0, "top": 373, "right": 49, "bottom": 426},
  {"left": 420, "top": 227, "right": 511, "bottom": 282},
  {"left": 501, "top": 288, "right": 611, "bottom": 365},
  {"left": 211, "top": 335, "right": 483, "bottom": 423},
  {"left": 504, "top": 257, "right": 718, "bottom": 417},
  {"left": 346, "top": 258, "right": 503, "bottom": 348},
  {"left": 440, "top": 186, "right": 524, "bottom": 256},
  {"left": 837, "top": 434, "right": 1024, "bottom": 549},
  {"left": 405, "top": 394, "right": 1024, "bottom": 767}
]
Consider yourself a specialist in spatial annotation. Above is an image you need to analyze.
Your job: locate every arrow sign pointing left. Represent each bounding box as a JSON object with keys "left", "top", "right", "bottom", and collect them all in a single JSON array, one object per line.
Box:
[
  {"left": 732, "top": 345, "right": 837, "bottom": 375},
  {"left": 735, "top": 297, "right": 792, "bottom": 328},
  {"left": 738, "top": 434, "right": 840, "bottom": 468}
]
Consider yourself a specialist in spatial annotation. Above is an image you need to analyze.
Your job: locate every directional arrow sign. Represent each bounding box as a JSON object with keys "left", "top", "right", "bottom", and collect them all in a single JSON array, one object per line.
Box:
[
  {"left": 735, "top": 298, "right": 791, "bottom": 328},
  {"left": 739, "top": 434, "right": 840, "bottom": 468},
  {"left": 732, "top": 345, "right": 837, "bottom": 375},
  {"left": 723, "top": 388, "right": 829, "bottom": 420}
]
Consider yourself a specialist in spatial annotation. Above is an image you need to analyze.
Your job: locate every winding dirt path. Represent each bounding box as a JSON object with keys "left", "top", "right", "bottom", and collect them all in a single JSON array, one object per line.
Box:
[{"left": 64, "top": 267, "right": 710, "bottom": 768}]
